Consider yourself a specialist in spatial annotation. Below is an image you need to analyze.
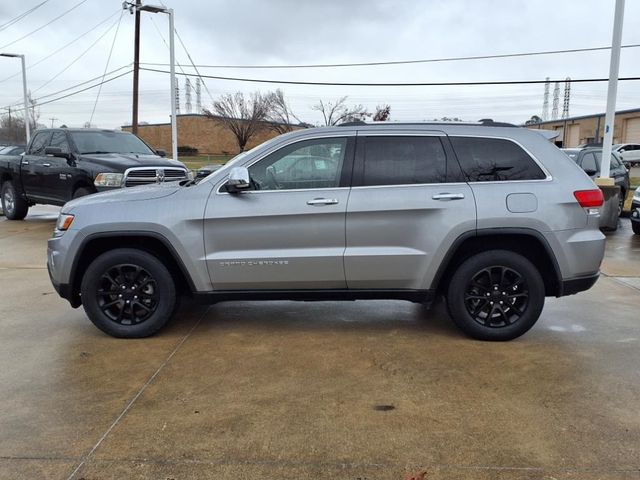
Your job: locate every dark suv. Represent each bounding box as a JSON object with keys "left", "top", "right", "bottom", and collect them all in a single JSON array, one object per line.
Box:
[{"left": 562, "top": 147, "right": 630, "bottom": 216}]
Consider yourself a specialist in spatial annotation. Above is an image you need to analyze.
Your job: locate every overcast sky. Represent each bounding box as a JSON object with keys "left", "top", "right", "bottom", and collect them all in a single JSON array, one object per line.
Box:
[{"left": 1, "top": 0, "right": 640, "bottom": 130}]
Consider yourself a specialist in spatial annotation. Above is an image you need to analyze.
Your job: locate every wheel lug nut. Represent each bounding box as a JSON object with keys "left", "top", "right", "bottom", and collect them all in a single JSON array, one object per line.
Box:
[
  {"left": 134, "top": 295, "right": 138, "bottom": 299},
  {"left": 490, "top": 301, "right": 494, "bottom": 305},
  {"left": 499, "top": 301, "right": 503, "bottom": 305},
  {"left": 121, "top": 285, "right": 126, "bottom": 290},
  {"left": 126, "top": 300, "right": 130, "bottom": 304},
  {"left": 486, "top": 293, "right": 490, "bottom": 296},
  {"left": 118, "top": 294, "right": 122, "bottom": 298}
]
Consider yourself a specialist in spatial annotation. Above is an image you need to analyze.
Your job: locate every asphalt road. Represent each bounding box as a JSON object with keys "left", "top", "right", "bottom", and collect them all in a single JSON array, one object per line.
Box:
[{"left": 0, "top": 206, "right": 639, "bottom": 480}]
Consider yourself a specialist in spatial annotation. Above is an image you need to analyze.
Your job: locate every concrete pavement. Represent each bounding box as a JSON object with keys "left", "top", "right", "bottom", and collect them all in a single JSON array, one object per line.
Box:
[{"left": 0, "top": 206, "right": 639, "bottom": 479}]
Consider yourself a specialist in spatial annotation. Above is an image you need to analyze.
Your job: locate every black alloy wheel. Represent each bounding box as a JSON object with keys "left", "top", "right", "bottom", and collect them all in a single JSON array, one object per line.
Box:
[
  {"left": 97, "top": 264, "right": 159, "bottom": 325},
  {"left": 447, "top": 250, "right": 545, "bottom": 341},
  {"left": 463, "top": 266, "right": 529, "bottom": 328},
  {"left": 81, "top": 248, "right": 176, "bottom": 338}
]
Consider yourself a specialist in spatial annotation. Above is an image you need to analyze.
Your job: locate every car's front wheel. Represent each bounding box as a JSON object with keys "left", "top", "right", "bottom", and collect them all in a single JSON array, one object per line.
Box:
[
  {"left": 80, "top": 248, "right": 176, "bottom": 338},
  {"left": 1, "top": 180, "right": 29, "bottom": 220},
  {"left": 446, "top": 250, "right": 545, "bottom": 341}
]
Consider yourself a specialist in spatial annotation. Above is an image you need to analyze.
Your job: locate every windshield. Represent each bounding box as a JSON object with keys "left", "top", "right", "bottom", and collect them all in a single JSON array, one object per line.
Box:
[{"left": 70, "top": 131, "right": 155, "bottom": 155}]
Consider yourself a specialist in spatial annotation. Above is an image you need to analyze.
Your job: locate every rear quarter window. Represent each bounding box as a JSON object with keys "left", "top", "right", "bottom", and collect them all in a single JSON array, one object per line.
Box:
[{"left": 450, "top": 136, "right": 546, "bottom": 182}]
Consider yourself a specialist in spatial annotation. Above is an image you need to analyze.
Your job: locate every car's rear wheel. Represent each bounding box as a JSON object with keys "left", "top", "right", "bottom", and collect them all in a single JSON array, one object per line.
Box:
[
  {"left": 632, "top": 221, "right": 640, "bottom": 235},
  {"left": 1, "top": 180, "right": 29, "bottom": 220},
  {"left": 446, "top": 250, "right": 545, "bottom": 341},
  {"left": 81, "top": 248, "right": 176, "bottom": 338}
]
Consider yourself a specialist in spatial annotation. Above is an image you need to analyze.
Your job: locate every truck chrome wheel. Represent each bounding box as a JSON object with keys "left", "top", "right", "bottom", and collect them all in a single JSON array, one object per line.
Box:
[
  {"left": 464, "top": 266, "right": 529, "bottom": 328},
  {"left": 2, "top": 184, "right": 15, "bottom": 216},
  {"left": 97, "top": 264, "right": 158, "bottom": 325}
]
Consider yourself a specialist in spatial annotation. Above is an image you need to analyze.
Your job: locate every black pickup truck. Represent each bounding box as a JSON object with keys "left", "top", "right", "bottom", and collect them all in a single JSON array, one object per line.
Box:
[{"left": 0, "top": 128, "right": 188, "bottom": 220}]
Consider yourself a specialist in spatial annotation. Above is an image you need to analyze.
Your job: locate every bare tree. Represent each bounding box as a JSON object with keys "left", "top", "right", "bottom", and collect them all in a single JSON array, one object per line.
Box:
[
  {"left": 312, "top": 96, "right": 370, "bottom": 126},
  {"left": 373, "top": 104, "right": 391, "bottom": 121},
  {"left": 265, "top": 89, "right": 303, "bottom": 134},
  {"left": 204, "top": 92, "right": 271, "bottom": 152}
]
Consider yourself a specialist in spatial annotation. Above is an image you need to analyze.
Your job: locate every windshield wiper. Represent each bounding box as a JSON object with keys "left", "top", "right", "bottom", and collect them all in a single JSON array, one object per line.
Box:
[{"left": 81, "top": 151, "right": 112, "bottom": 154}]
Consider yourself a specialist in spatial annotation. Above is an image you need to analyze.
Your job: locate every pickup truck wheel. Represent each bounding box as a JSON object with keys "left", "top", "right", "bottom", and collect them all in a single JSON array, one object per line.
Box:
[
  {"left": 1, "top": 180, "right": 29, "bottom": 220},
  {"left": 81, "top": 248, "right": 176, "bottom": 338},
  {"left": 446, "top": 250, "right": 545, "bottom": 341},
  {"left": 73, "top": 187, "right": 94, "bottom": 199}
]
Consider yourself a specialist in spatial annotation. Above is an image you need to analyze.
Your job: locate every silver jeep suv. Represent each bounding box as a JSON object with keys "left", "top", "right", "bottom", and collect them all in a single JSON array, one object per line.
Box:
[{"left": 47, "top": 122, "right": 605, "bottom": 340}]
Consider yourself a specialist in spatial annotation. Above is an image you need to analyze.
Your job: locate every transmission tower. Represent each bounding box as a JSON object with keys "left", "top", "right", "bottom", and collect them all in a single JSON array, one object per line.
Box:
[
  {"left": 185, "top": 78, "right": 192, "bottom": 114},
  {"left": 551, "top": 81, "right": 560, "bottom": 120},
  {"left": 542, "top": 77, "right": 550, "bottom": 121},
  {"left": 175, "top": 83, "right": 180, "bottom": 115},
  {"left": 562, "top": 77, "right": 571, "bottom": 119},
  {"left": 195, "top": 78, "right": 202, "bottom": 113}
]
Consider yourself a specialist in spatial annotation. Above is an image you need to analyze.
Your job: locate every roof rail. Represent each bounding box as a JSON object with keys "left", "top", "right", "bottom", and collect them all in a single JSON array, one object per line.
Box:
[
  {"left": 337, "top": 120, "right": 367, "bottom": 127},
  {"left": 478, "top": 118, "right": 517, "bottom": 127}
]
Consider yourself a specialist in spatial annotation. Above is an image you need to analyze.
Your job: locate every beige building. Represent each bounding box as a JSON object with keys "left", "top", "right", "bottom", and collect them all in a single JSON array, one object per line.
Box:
[
  {"left": 529, "top": 107, "right": 640, "bottom": 147},
  {"left": 123, "top": 114, "right": 304, "bottom": 155}
]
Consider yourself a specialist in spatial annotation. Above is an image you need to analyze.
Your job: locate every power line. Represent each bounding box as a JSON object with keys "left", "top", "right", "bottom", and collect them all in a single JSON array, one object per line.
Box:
[
  {"left": 31, "top": 13, "right": 123, "bottom": 95},
  {"left": 139, "top": 68, "right": 640, "bottom": 87},
  {"left": 0, "top": 0, "right": 51, "bottom": 32},
  {"left": 89, "top": 11, "right": 124, "bottom": 125},
  {"left": 0, "top": 65, "right": 132, "bottom": 111},
  {"left": 0, "top": 10, "right": 122, "bottom": 84},
  {"left": 0, "top": 0, "right": 89, "bottom": 50},
  {"left": 174, "top": 29, "right": 215, "bottom": 104},
  {"left": 139, "top": 43, "right": 640, "bottom": 70},
  {"left": 33, "top": 70, "right": 133, "bottom": 108}
]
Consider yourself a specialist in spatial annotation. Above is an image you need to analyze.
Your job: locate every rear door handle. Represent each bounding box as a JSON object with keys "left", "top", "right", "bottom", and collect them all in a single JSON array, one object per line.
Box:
[
  {"left": 432, "top": 192, "right": 465, "bottom": 201},
  {"left": 21, "top": 160, "right": 29, "bottom": 166},
  {"left": 307, "top": 198, "right": 339, "bottom": 206},
  {"left": 42, "top": 163, "right": 51, "bottom": 167}
]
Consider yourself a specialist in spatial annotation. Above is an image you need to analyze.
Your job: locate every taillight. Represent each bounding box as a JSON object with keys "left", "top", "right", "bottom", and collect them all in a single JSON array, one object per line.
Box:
[{"left": 574, "top": 189, "right": 604, "bottom": 208}]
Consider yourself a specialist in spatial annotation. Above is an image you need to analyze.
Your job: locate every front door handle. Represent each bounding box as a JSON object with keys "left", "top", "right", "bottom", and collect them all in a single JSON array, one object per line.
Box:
[
  {"left": 307, "top": 198, "right": 339, "bottom": 206},
  {"left": 21, "top": 160, "right": 29, "bottom": 166},
  {"left": 42, "top": 163, "right": 51, "bottom": 167},
  {"left": 432, "top": 192, "right": 465, "bottom": 201}
]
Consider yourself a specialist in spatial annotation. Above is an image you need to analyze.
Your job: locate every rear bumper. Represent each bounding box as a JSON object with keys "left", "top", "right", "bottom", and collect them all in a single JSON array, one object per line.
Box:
[{"left": 560, "top": 272, "right": 599, "bottom": 296}]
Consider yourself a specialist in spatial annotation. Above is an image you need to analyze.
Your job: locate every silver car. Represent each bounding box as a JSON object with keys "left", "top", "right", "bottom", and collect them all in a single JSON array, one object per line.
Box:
[{"left": 47, "top": 122, "right": 605, "bottom": 340}]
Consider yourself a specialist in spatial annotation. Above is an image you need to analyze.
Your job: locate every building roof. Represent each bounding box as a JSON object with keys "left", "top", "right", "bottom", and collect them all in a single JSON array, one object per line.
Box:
[
  {"left": 531, "top": 107, "right": 640, "bottom": 126},
  {"left": 122, "top": 113, "right": 302, "bottom": 129}
]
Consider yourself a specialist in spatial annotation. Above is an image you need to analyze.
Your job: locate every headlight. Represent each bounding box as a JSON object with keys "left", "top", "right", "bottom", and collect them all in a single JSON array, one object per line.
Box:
[
  {"left": 94, "top": 172, "right": 124, "bottom": 187},
  {"left": 54, "top": 213, "right": 75, "bottom": 235}
]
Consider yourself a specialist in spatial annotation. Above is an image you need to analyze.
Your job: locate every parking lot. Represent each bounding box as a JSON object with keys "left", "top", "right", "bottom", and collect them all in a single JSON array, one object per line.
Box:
[{"left": 0, "top": 206, "right": 639, "bottom": 480}]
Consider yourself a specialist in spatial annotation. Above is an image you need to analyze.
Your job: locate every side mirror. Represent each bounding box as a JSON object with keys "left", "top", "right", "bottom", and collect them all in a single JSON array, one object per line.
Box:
[
  {"left": 156, "top": 149, "right": 166, "bottom": 157},
  {"left": 224, "top": 167, "right": 251, "bottom": 193},
  {"left": 584, "top": 169, "right": 597, "bottom": 177},
  {"left": 44, "top": 146, "right": 69, "bottom": 159}
]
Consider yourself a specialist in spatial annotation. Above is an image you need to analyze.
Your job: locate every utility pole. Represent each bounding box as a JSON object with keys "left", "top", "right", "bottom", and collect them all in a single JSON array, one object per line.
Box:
[
  {"left": 131, "top": 0, "right": 141, "bottom": 135},
  {"left": 600, "top": 0, "right": 625, "bottom": 179},
  {"left": 48, "top": 117, "right": 58, "bottom": 128},
  {"left": 562, "top": 77, "right": 571, "bottom": 119}
]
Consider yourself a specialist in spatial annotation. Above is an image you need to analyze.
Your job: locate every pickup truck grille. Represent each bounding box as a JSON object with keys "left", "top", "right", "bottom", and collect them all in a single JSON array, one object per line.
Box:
[{"left": 124, "top": 167, "right": 188, "bottom": 187}]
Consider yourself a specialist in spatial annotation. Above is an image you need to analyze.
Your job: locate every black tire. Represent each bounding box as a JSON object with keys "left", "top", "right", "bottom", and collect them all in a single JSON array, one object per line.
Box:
[
  {"left": 632, "top": 221, "right": 640, "bottom": 235},
  {"left": 80, "top": 248, "right": 176, "bottom": 338},
  {"left": 446, "top": 250, "right": 545, "bottom": 341},
  {"left": 73, "top": 186, "right": 95, "bottom": 199},
  {"left": 1, "top": 180, "right": 29, "bottom": 220},
  {"left": 618, "top": 190, "right": 625, "bottom": 218}
]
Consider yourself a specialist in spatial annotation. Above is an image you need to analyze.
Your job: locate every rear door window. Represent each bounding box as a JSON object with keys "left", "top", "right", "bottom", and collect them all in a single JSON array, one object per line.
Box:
[
  {"left": 360, "top": 136, "right": 448, "bottom": 186},
  {"left": 581, "top": 152, "right": 598, "bottom": 173},
  {"left": 450, "top": 136, "right": 546, "bottom": 182}
]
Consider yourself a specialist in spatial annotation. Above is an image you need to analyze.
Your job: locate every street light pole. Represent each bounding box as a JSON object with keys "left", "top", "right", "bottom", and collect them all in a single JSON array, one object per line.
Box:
[
  {"left": 0, "top": 53, "right": 30, "bottom": 144},
  {"left": 600, "top": 0, "right": 625, "bottom": 179},
  {"left": 136, "top": 4, "right": 178, "bottom": 161},
  {"left": 168, "top": 8, "right": 177, "bottom": 163}
]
